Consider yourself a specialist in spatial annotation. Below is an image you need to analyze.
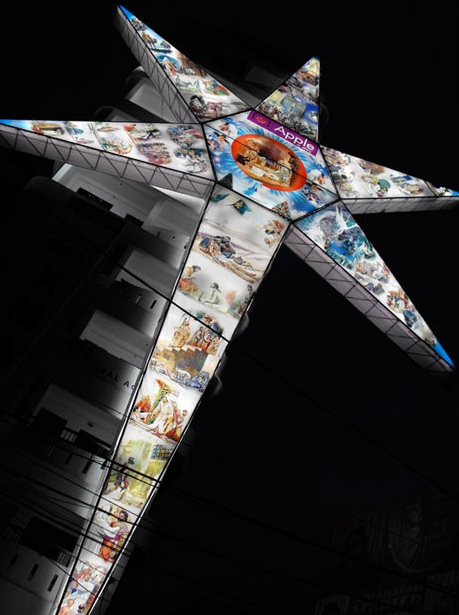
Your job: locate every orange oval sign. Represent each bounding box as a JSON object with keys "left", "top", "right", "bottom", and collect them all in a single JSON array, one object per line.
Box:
[{"left": 231, "top": 133, "right": 306, "bottom": 192}]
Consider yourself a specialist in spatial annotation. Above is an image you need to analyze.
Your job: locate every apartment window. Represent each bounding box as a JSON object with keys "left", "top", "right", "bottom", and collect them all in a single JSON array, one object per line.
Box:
[
  {"left": 9, "top": 554, "right": 18, "bottom": 568},
  {"left": 73, "top": 430, "right": 111, "bottom": 459},
  {"left": 33, "top": 408, "right": 67, "bottom": 437},
  {"left": 47, "top": 574, "right": 59, "bottom": 591},
  {"left": 19, "top": 517, "right": 78, "bottom": 563},
  {"left": 28, "top": 564, "right": 39, "bottom": 581}
]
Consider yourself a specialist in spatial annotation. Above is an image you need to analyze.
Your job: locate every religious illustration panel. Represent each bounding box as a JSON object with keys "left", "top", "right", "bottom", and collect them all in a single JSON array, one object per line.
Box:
[
  {"left": 119, "top": 5, "right": 250, "bottom": 122},
  {"left": 0, "top": 120, "right": 214, "bottom": 178},
  {"left": 295, "top": 203, "right": 454, "bottom": 366},
  {"left": 175, "top": 184, "right": 288, "bottom": 338},
  {"left": 322, "top": 145, "right": 459, "bottom": 201},
  {"left": 255, "top": 56, "right": 320, "bottom": 142},
  {"left": 205, "top": 110, "right": 338, "bottom": 218}
]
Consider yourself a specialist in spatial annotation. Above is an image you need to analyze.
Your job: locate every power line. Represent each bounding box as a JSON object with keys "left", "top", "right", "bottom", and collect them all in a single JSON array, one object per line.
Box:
[
  {"left": 0, "top": 410, "right": 454, "bottom": 576},
  {"left": 0, "top": 450, "right": 456, "bottom": 605}
]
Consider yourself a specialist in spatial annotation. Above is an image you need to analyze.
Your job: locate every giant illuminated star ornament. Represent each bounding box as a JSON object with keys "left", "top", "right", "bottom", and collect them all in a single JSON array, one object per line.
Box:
[{"left": 0, "top": 5, "right": 457, "bottom": 615}]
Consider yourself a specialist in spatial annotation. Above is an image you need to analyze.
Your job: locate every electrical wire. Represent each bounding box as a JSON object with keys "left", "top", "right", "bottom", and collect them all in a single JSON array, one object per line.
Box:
[
  {"left": 0, "top": 451, "right": 455, "bottom": 602},
  {"left": 0, "top": 411, "right": 452, "bottom": 573}
]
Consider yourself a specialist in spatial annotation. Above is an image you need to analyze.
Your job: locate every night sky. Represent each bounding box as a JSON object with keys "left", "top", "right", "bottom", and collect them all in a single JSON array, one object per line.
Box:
[{"left": 0, "top": 3, "right": 458, "bottom": 613}]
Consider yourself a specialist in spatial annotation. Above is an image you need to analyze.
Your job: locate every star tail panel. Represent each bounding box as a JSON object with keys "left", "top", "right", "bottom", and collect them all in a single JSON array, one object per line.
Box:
[
  {"left": 54, "top": 179, "right": 292, "bottom": 615},
  {"left": 0, "top": 120, "right": 215, "bottom": 200},
  {"left": 116, "top": 6, "right": 252, "bottom": 124},
  {"left": 255, "top": 56, "right": 321, "bottom": 144},
  {"left": 322, "top": 145, "right": 459, "bottom": 213},
  {"left": 289, "top": 202, "right": 455, "bottom": 378}
]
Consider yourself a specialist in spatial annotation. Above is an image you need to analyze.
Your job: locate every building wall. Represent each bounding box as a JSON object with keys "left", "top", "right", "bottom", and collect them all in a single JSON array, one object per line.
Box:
[{"left": 0, "top": 152, "right": 201, "bottom": 613}]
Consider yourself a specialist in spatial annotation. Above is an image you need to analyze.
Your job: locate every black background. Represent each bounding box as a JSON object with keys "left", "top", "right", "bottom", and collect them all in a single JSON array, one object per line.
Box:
[{"left": 0, "top": 2, "right": 458, "bottom": 613}]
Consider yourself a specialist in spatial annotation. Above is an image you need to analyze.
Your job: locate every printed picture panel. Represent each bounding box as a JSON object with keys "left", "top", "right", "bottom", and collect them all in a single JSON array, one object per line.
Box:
[
  {"left": 0, "top": 120, "right": 214, "bottom": 178},
  {"left": 150, "top": 303, "right": 228, "bottom": 393},
  {"left": 129, "top": 367, "right": 200, "bottom": 442},
  {"left": 120, "top": 5, "right": 250, "bottom": 121},
  {"left": 322, "top": 146, "right": 439, "bottom": 200},
  {"left": 256, "top": 56, "right": 320, "bottom": 142},
  {"left": 59, "top": 550, "right": 112, "bottom": 615},
  {"left": 92, "top": 503, "right": 132, "bottom": 565},
  {"left": 295, "top": 203, "right": 454, "bottom": 365},
  {"left": 175, "top": 184, "right": 288, "bottom": 337},
  {"left": 204, "top": 111, "right": 338, "bottom": 219},
  {"left": 101, "top": 423, "right": 174, "bottom": 513}
]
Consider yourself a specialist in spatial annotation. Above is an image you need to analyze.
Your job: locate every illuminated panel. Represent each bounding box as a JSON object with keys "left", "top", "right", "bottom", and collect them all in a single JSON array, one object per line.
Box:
[
  {"left": 204, "top": 110, "right": 338, "bottom": 219},
  {"left": 55, "top": 188, "right": 288, "bottom": 614},
  {"left": 0, "top": 120, "right": 215, "bottom": 199},
  {"left": 322, "top": 145, "right": 459, "bottom": 213},
  {"left": 289, "top": 203, "right": 454, "bottom": 374},
  {"left": 255, "top": 56, "right": 321, "bottom": 142},
  {"left": 175, "top": 184, "right": 288, "bottom": 330},
  {"left": 115, "top": 5, "right": 251, "bottom": 123}
]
